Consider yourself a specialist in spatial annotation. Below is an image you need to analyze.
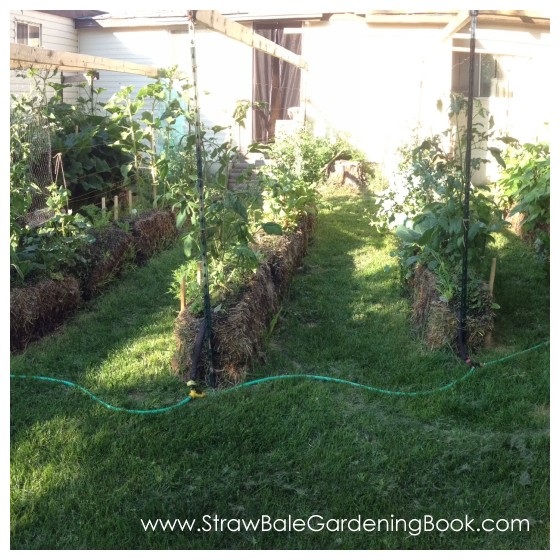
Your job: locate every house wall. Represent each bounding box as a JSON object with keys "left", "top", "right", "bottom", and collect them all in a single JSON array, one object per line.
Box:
[
  {"left": 77, "top": 25, "right": 254, "bottom": 151},
  {"left": 10, "top": 10, "right": 81, "bottom": 103},
  {"left": 302, "top": 17, "right": 549, "bottom": 182},
  {"left": 302, "top": 18, "right": 451, "bottom": 174}
]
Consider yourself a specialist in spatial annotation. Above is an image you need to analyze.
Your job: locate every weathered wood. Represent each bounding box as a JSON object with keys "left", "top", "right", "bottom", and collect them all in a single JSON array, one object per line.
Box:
[
  {"left": 365, "top": 10, "right": 549, "bottom": 25},
  {"left": 10, "top": 42, "right": 175, "bottom": 77},
  {"left": 101, "top": 197, "right": 106, "bottom": 212},
  {"left": 478, "top": 10, "right": 550, "bottom": 20},
  {"left": 127, "top": 189, "right": 133, "bottom": 211},
  {"left": 195, "top": 10, "right": 308, "bottom": 69},
  {"left": 365, "top": 13, "right": 454, "bottom": 24},
  {"left": 488, "top": 257, "right": 497, "bottom": 296},
  {"left": 113, "top": 195, "right": 119, "bottom": 221},
  {"left": 180, "top": 276, "right": 186, "bottom": 311},
  {"left": 440, "top": 10, "right": 471, "bottom": 42}
]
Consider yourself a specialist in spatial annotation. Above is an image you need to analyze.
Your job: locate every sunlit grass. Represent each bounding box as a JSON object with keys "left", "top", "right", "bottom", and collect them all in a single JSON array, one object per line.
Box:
[{"left": 11, "top": 187, "right": 549, "bottom": 549}]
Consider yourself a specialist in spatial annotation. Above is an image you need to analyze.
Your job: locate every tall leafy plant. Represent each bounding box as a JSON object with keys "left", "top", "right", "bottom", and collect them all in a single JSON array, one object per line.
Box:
[
  {"left": 497, "top": 141, "right": 549, "bottom": 258},
  {"left": 379, "top": 94, "right": 506, "bottom": 298}
]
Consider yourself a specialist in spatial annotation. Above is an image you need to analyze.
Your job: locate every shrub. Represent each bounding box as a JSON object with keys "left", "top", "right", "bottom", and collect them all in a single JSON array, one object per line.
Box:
[
  {"left": 497, "top": 142, "right": 550, "bottom": 261},
  {"left": 377, "top": 94, "right": 506, "bottom": 302}
]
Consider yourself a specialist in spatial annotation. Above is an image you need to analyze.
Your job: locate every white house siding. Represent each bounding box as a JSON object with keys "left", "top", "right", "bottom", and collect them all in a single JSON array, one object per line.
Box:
[
  {"left": 171, "top": 28, "right": 254, "bottom": 151},
  {"left": 10, "top": 10, "right": 81, "bottom": 104},
  {"left": 303, "top": 18, "right": 549, "bottom": 181},
  {"left": 304, "top": 19, "right": 452, "bottom": 171},
  {"left": 77, "top": 26, "right": 253, "bottom": 151},
  {"left": 453, "top": 26, "right": 550, "bottom": 183},
  {"left": 78, "top": 27, "right": 171, "bottom": 106}
]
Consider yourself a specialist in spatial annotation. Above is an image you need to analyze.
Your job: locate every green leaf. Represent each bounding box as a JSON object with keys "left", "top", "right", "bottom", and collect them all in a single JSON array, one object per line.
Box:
[
  {"left": 234, "top": 244, "right": 258, "bottom": 262},
  {"left": 395, "top": 225, "right": 421, "bottom": 243},
  {"left": 120, "top": 163, "right": 132, "bottom": 179},
  {"left": 261, "top": 222, "right": 283, "bottom": 235},
  {"left": 488, "top": 147, "right": 506, "bottom": 168},
  {"left": 176, "top": 209, "right": 187, "bottom": 229},
  {"left": 183, "top": 234, "right": 194, "bottom": 258}
]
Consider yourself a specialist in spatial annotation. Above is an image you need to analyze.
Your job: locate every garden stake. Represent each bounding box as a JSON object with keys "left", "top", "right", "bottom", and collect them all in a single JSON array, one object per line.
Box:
[
  {"left": 113, "top": 195, "right": 119, "bottom": 221},
  {"left": 485, "top": 257, "right": 497, "bottom": 347},
  {"left": 128, "top": 189, "right": 133, "bottom": 211},
  {"left": 180, "top": 276, "right": 186, "bottom": 311},
  {"left": 458, "top": 10, "right": 478, "bottom": 363},
  {"left": 189, "top": 14, "right": 215, "bottom": 387},
  {"left": 489, "top": 258, "right": 497, "bottom": 296},
  {"left": 101, "top": 196, "right": 106, "bottom": 213}
]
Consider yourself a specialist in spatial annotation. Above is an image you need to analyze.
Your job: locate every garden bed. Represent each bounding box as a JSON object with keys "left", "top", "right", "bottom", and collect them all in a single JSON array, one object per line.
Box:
[
  {"left": 410, "top": 265, "right": 494, "bottom": 351},
  {"left": 172, "top": 214, "right": 315, "bottom": 386},
  {"left": 10, "top": 209, "right": 178, "bottom": 353}
]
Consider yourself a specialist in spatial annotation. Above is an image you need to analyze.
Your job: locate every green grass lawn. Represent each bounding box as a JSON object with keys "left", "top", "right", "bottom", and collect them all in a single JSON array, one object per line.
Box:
[{"left": 10, "top": 185, "right": 549, "bottom": 550}]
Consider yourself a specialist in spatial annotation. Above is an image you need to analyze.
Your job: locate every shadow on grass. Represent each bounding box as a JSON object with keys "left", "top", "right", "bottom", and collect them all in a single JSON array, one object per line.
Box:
[
  {"left": 10, "top": 190, "right": 550, "bottom": 550},
  {"left": 486, "top": 229, "right": 549, "bottom": 346},
  {"left": 10, "top": 242, "right": 188, "bottom": 433}
]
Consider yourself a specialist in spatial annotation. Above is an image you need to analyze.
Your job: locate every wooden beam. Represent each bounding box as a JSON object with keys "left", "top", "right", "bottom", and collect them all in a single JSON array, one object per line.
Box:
[
  {"left": 195, "top": 10, "right": 308, "bottom": 70},
  {"left": 75, "top": 16, "right": 191, "bottom": 29},
  {"left": 440, "top": 10, "right": 471, "bottom": 41},
  {"left": 479, "top": 10, "right": 550, "bottom": 20},
  {"left": 10, "top": 43, "right": 165, "bottom": 78},
  {"left": 365, "top": 13, "right": 454, "bottom": 24}
]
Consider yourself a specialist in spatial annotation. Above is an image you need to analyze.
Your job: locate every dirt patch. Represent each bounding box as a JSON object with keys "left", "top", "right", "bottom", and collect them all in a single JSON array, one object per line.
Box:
[
  {"left": 11, "top": 276, "right": 81, "bottom": 353},
  {"left": 411, "top": 265, "right": 494, "bottom": 351},
  {"left": 173, "top": 214, "right": 315, "bottom": 386}
]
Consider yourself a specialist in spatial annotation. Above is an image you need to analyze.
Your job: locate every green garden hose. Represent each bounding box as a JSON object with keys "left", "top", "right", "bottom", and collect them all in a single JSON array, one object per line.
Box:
[{"left": 10, "top": 340, "right": 549, "bottom": 415}]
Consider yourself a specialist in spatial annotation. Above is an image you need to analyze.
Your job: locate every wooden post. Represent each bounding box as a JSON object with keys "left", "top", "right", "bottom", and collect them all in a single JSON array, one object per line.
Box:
[
  {"left": 485, "top": 257, "right": 497, "bottom": 348},
  {"left": 128, "top": 189, "right": 133, "bottom": 211},
  {"left": 101, "top": 196, "right": 106, "bottom": 213},
  {"left": 197, "top": 262, "right": 203, "bottom": 285},
  {"left": 180, "top": 276, "right": 186, "bottom": 311},
  {"left": 152, "top": 184, "right": 157, "bottom": 206},
  {"left": 113, "top": 195, "right": 119, "bottom": 221},
  {"left": 488, "top": 257, "right": 497, "bottom": 295}
]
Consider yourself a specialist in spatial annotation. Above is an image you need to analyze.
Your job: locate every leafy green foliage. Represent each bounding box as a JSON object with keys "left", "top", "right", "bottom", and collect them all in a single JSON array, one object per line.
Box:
[
  {"left": 12, "top": 184, "right": 94, "bottom": 282},
  {"left": 497, "top": 142, "right": 550, "bottom": 260},
  {"left": 25, "top": 69, "right": 132, "bottom": 197},
  {"left": 10, "top": 190, "right": 549, "bottom": 550},
  {"left": 254, "top": 126, "right": 356, "bottom": 229},
  {"left": 377, "top": 94, "right": 506, "bottom": 300}
]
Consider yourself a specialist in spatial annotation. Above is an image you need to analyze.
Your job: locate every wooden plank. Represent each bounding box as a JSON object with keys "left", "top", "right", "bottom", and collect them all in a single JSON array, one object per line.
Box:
[
  {"left": 10, "top": 43, "right": 162, "bottom": 77},
  {"left": 365, "top": 14, "right": 454, "bottom": 24},
  {"left": 195, "top": 10, "right": 308, "bottom": 70},
  {"left": 479, "top": 10, "right": 550, "bottom": 20},
  {"left": 440, "top": 10, "right": 471, "bottom": 41},
  {"left": 75, "top": 16, "right": 191, "bottom": 29}
]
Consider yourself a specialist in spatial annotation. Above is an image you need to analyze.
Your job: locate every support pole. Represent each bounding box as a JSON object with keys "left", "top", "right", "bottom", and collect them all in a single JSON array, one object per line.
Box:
[
  {"left": 189, "top": 16, "right": 215, "bottom": 386},
  {"left": 458, "top": 10, "right": 478, "bottom": 361}
]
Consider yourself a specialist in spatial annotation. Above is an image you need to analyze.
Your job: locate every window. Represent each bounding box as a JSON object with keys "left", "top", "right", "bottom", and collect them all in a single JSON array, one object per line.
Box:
[
  {"left": 452, "top": 50, "right": 513, "bottom": 98},
  {"left": 16, "top": 21, "right": 41, "bottom": 47}
]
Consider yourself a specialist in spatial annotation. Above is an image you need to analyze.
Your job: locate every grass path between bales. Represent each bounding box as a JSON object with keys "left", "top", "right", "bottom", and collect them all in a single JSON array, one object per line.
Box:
[{"left": 10, "top": 185, "right": 549, "bottom": 550}]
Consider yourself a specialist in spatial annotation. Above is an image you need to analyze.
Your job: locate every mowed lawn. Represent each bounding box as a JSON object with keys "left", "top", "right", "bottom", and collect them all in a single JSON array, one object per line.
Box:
[{"left": 10, "top": 185, "right": 549, "bottom": 549}]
